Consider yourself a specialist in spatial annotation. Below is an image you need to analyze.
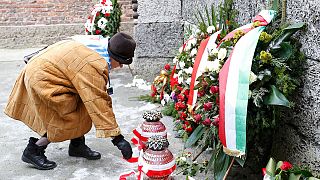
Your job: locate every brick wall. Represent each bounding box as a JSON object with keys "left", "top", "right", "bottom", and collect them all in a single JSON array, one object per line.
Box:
[
  {"left": 0, "top": 0, "right": 133, "bottom": 26},
  {"left": 0, "top": 0, "right": 133, "bottom": 48}
]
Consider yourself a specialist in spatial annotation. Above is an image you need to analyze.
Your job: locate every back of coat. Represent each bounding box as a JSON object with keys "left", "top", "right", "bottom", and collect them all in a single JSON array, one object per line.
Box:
[{"left": 4, "top": 40, "right": 121, "bottom": 142}]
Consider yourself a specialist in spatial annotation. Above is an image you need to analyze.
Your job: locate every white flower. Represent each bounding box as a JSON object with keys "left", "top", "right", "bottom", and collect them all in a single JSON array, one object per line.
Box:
[
  {"left": 97, "top": 17, "right": 108, "bottom": 29},
  {"left": 179, "top": 61, "right": 185, "bottom": 69},
  {"left": 186, "top": 77, "right": 192, "bottom": 84},
  {"left": 177, "top": 71, "right": 183, "bottom": 84},
  {"left": 205, "top": 59, "right": 220, "bottom": 72},
  {"left": 178, "top": 46, "right": 183, "bottom": 53},
  {"left": 207, "top": 25, "right": 216, "bottom": 34},
  {"left": 164, "top": 93, "right": 170, "bottom": 102},
  {"left": 209, "top": 48, "right": 219, "bottom": 56},
  {"left": 173, "top": 57, "right": 179, "bottom": 64},
  {"left": 85, "top": 20, "right": 93, "bottom": 32},
  {"left": 180, "top": 157, "right": 187, "bottom": 162},
  {"left": 173, "top": 73, "right": 178, "bottom": 78},
  {"left": 249, "top": 71, "right": 257, "bottom": 84},
  {"left": 161, "top": 99, "right": 166, "bottom": 106},
  {"left": 190, "top": 48, "right": 198, "bottom": 57},
  {"left": 185, "top": 41, "right": 192, "bottom": 51},
  {"left": 195, "top": 29, "right": 201, "bottom": 35},
  {"left": 218, "top": 48, "right": 227, "bottom": 60},
  {"left": 189, "top": 38, "right": 197, "bottom": 46},
  {"left": 192, "top": 58, "right": 195, "bottom": 63},
  {"left": 178, "top": 75, "right": 184, "bottom": 84},
  {"left": 184, "top": 67, "right": 193, "bottom": 74}
]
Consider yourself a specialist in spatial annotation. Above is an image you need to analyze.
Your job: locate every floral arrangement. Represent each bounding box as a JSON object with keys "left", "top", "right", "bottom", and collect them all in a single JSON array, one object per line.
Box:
[
  {"left": 263, "top": 157, "right": 319, "bottom": 180},
  {"left": 142, "top": 0, "right": 309, "bottom": 179},
  {"left": 85, "top": 0, "right": 121, "bottom": 37}
]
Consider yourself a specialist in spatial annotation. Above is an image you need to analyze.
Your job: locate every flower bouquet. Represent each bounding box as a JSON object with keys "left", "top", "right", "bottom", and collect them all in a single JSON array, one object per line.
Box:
[{"left": 85, "top": 0, "right": 121, "bottom": 37}]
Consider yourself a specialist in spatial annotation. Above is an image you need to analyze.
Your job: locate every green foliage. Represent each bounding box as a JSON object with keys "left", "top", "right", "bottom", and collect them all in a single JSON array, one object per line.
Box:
[
  {"left": 185, "top": 125, "right": 206, "bottom": 148},
  {"left": 264, "top": 85, "right": 290, "bottom": 107}
]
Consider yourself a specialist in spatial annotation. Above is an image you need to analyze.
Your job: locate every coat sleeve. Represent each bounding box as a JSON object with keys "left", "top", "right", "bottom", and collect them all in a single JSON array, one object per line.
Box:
[{"left": 71, "top": 58, "right": 121, "bottom": 138}]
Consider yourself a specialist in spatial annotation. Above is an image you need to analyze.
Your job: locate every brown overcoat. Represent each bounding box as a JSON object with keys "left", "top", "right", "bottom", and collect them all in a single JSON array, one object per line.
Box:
[{"left": 4, "top": 40, "right": 121, "bottom": 142}]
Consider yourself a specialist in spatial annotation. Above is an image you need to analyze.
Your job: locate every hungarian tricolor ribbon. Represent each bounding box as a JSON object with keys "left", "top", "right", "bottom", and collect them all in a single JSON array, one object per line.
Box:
[
  {"left": 187, "top": 31, "right": 221, "bottom": 111},
  {"left": 218, "top": 10, "right": 276, "bottom": 156}
]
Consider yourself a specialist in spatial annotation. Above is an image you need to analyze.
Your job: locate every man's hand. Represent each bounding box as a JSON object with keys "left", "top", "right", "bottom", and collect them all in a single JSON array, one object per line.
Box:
[{"left": 111, "top": 134, "right": 133, "bottom": 160}]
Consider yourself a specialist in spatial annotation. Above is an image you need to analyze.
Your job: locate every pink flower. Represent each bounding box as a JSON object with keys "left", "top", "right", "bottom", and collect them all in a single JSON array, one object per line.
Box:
[
  {"left": 280, "top": 161, "right": 293, "bottom": 171},
  {"left": 210, "top": 86, "right": 219, "bottom": 94},
  {"left": 203, "top": 102, "right": 212, "bottom": 111},
  {"left": 194, "top": 114, "right": 202, "bottom": 123},
  {"left": 202, "top": 118, "right": 211, "bottom": 126},
  {"left": 164, "top": 64, "right": 171, "bottom": 70}
]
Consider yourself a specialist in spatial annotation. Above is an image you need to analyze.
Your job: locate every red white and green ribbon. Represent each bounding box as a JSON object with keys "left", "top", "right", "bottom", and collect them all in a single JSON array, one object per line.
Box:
[
  {"left": 218, "top": 10, "right": 276, "bottom": 156},
  {"left": 187, "top": 31, "right": 221, "bottom": 110}
]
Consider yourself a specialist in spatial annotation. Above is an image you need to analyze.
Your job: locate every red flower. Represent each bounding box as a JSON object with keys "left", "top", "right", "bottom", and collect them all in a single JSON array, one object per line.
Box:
[
  {"left": 170, "top": 77, "right": 179, "bottom": 89},
  {"left": 95, "top": 30, "right": 101, "bottom": 35},
  {"left": 85, "top": 28, "right": 89, "bottom": 32},
  {"left": 151, "top": 84, "right": 157, "bottom": 93},
  {"left": 216, "top": 97, "right": 220, "bottom": 106},
  {"left": 151, "top": 92, "right": 156, "bottom": 97},
  {"left": 160, "top": 91, "right": 164, "bottom": 100},
  {"left": 280, "top": 161, "right": 293, "bottom": 171},
  {"left": 197, "top": 90, "right": 205, "bottom": 97},
  {"left": 183, "top": 89, "right": 189, "bottom": 97},
  {"left": 203, "top": 102, "right": 212, "bottom": 111},
  {"left": 186, "top": 127, "right": 193, "bottom": 132},
  {"left": 164, "top": 64, "right": 171, "bottom": 70},
  {"left": 96, "top": 12, "right": 100, "bottom": 17},
  {"left": 185, "top": 121, "right": 190, "bottom": 126},
  {"left": 105, "top": 13, "right": 110, "bottom": 17},
  {"left": 177, "top": 94, "right": 185, "bottom": 102},
  {"left": 194, "top": 114, "right": 202, "bottom": 123},
  {"left": 177, "top": 86, "right": 183, "bottom": 91},
  {"left": 212, "top": 116, "right": 219, "bottom": 127},
  {"left": 179, "top": 111, "right": 187, "bottom": 120},
  {"left": 210, "top": 86, "right": 219, "bottom": 94},
  {"left": 175, "top": 102, "right": 187, "bottom": 111},
  {"left": 202, "top": 118, "right": 211, "bottom": 126}
]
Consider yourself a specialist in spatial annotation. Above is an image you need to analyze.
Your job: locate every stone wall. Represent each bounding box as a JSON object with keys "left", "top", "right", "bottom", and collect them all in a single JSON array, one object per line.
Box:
[
  {"left": 0, "top": 0, "right": 134, "bottom": 48},
  {"left": 134, "top": 0, "right": 320, "bottom": 176}
]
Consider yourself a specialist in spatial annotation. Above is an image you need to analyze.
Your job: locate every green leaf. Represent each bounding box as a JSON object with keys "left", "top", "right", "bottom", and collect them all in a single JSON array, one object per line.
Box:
[
  {"left": 206, "top": 149, "right": 216, "bottom": 173},
  {"left": 264, "top": 85, "right": 290, "bottom": 107},
  {"left": 211, "top": 4, "right": 217, "bottom": 29},
  {"left": 214, "top": 148, "right": 230, "bottom": 180},
  {"left": 276, "top": 161, "right": 283, "bottom": 170},
  {"left": 266, "top": 157, "right": 277, "bottom": 176},
  {"left": 271, "top": 0, "right": 279, "bottom": 11},
  {"left": 289, "top": 173, "right": 302, "bottom": 180},
  {"left": 277, "top": 42, "right": 293, "bottom": 59},
  {"left": 308, "top": 177, "right": 320, "bottom": 180},
  {"left": 268, "top": 22, "right": 305, "bottom": 52},
  {"left": 185, "top": 125, "right": 206, "bottom": 148},
  {"left": 205, "top": 5, "right": 211, "bottom": 26},
  {"left": 235, "top": 156, "right": 246, "bottom": 167}
]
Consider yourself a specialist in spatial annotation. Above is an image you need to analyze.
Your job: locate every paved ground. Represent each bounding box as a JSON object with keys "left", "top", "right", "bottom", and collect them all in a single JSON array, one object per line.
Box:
[{"left": 0, "top": 48, "right": 184, "bottom": 180}]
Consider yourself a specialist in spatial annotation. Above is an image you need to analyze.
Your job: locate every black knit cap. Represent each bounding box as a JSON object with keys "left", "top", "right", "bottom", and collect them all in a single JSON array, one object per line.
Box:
[{"left": 108, "top": 32, "right": 136, "bottom": 64}]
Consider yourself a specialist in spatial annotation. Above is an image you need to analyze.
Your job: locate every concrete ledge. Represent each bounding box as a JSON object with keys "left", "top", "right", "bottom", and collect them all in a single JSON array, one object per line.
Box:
[{"left": 0, "top": 22, "right": 134, "bottom": 49}]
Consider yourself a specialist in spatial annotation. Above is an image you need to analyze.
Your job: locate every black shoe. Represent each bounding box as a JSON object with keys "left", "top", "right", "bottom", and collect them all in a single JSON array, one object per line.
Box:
[
  {"left": 69, "top": 136, "right": 101, "bottom": 160},
  {"left": 21, "top": 137, "right": 57, "bottom": 170}
]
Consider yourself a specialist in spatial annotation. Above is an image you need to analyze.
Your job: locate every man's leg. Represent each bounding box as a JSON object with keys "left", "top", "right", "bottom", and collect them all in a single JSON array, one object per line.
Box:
[
  {"left": 21, "top": 134, "right": 57, "bottom": 170},
  {"left": 69, "top": 136, "right": 101, "bottom": 160}
]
